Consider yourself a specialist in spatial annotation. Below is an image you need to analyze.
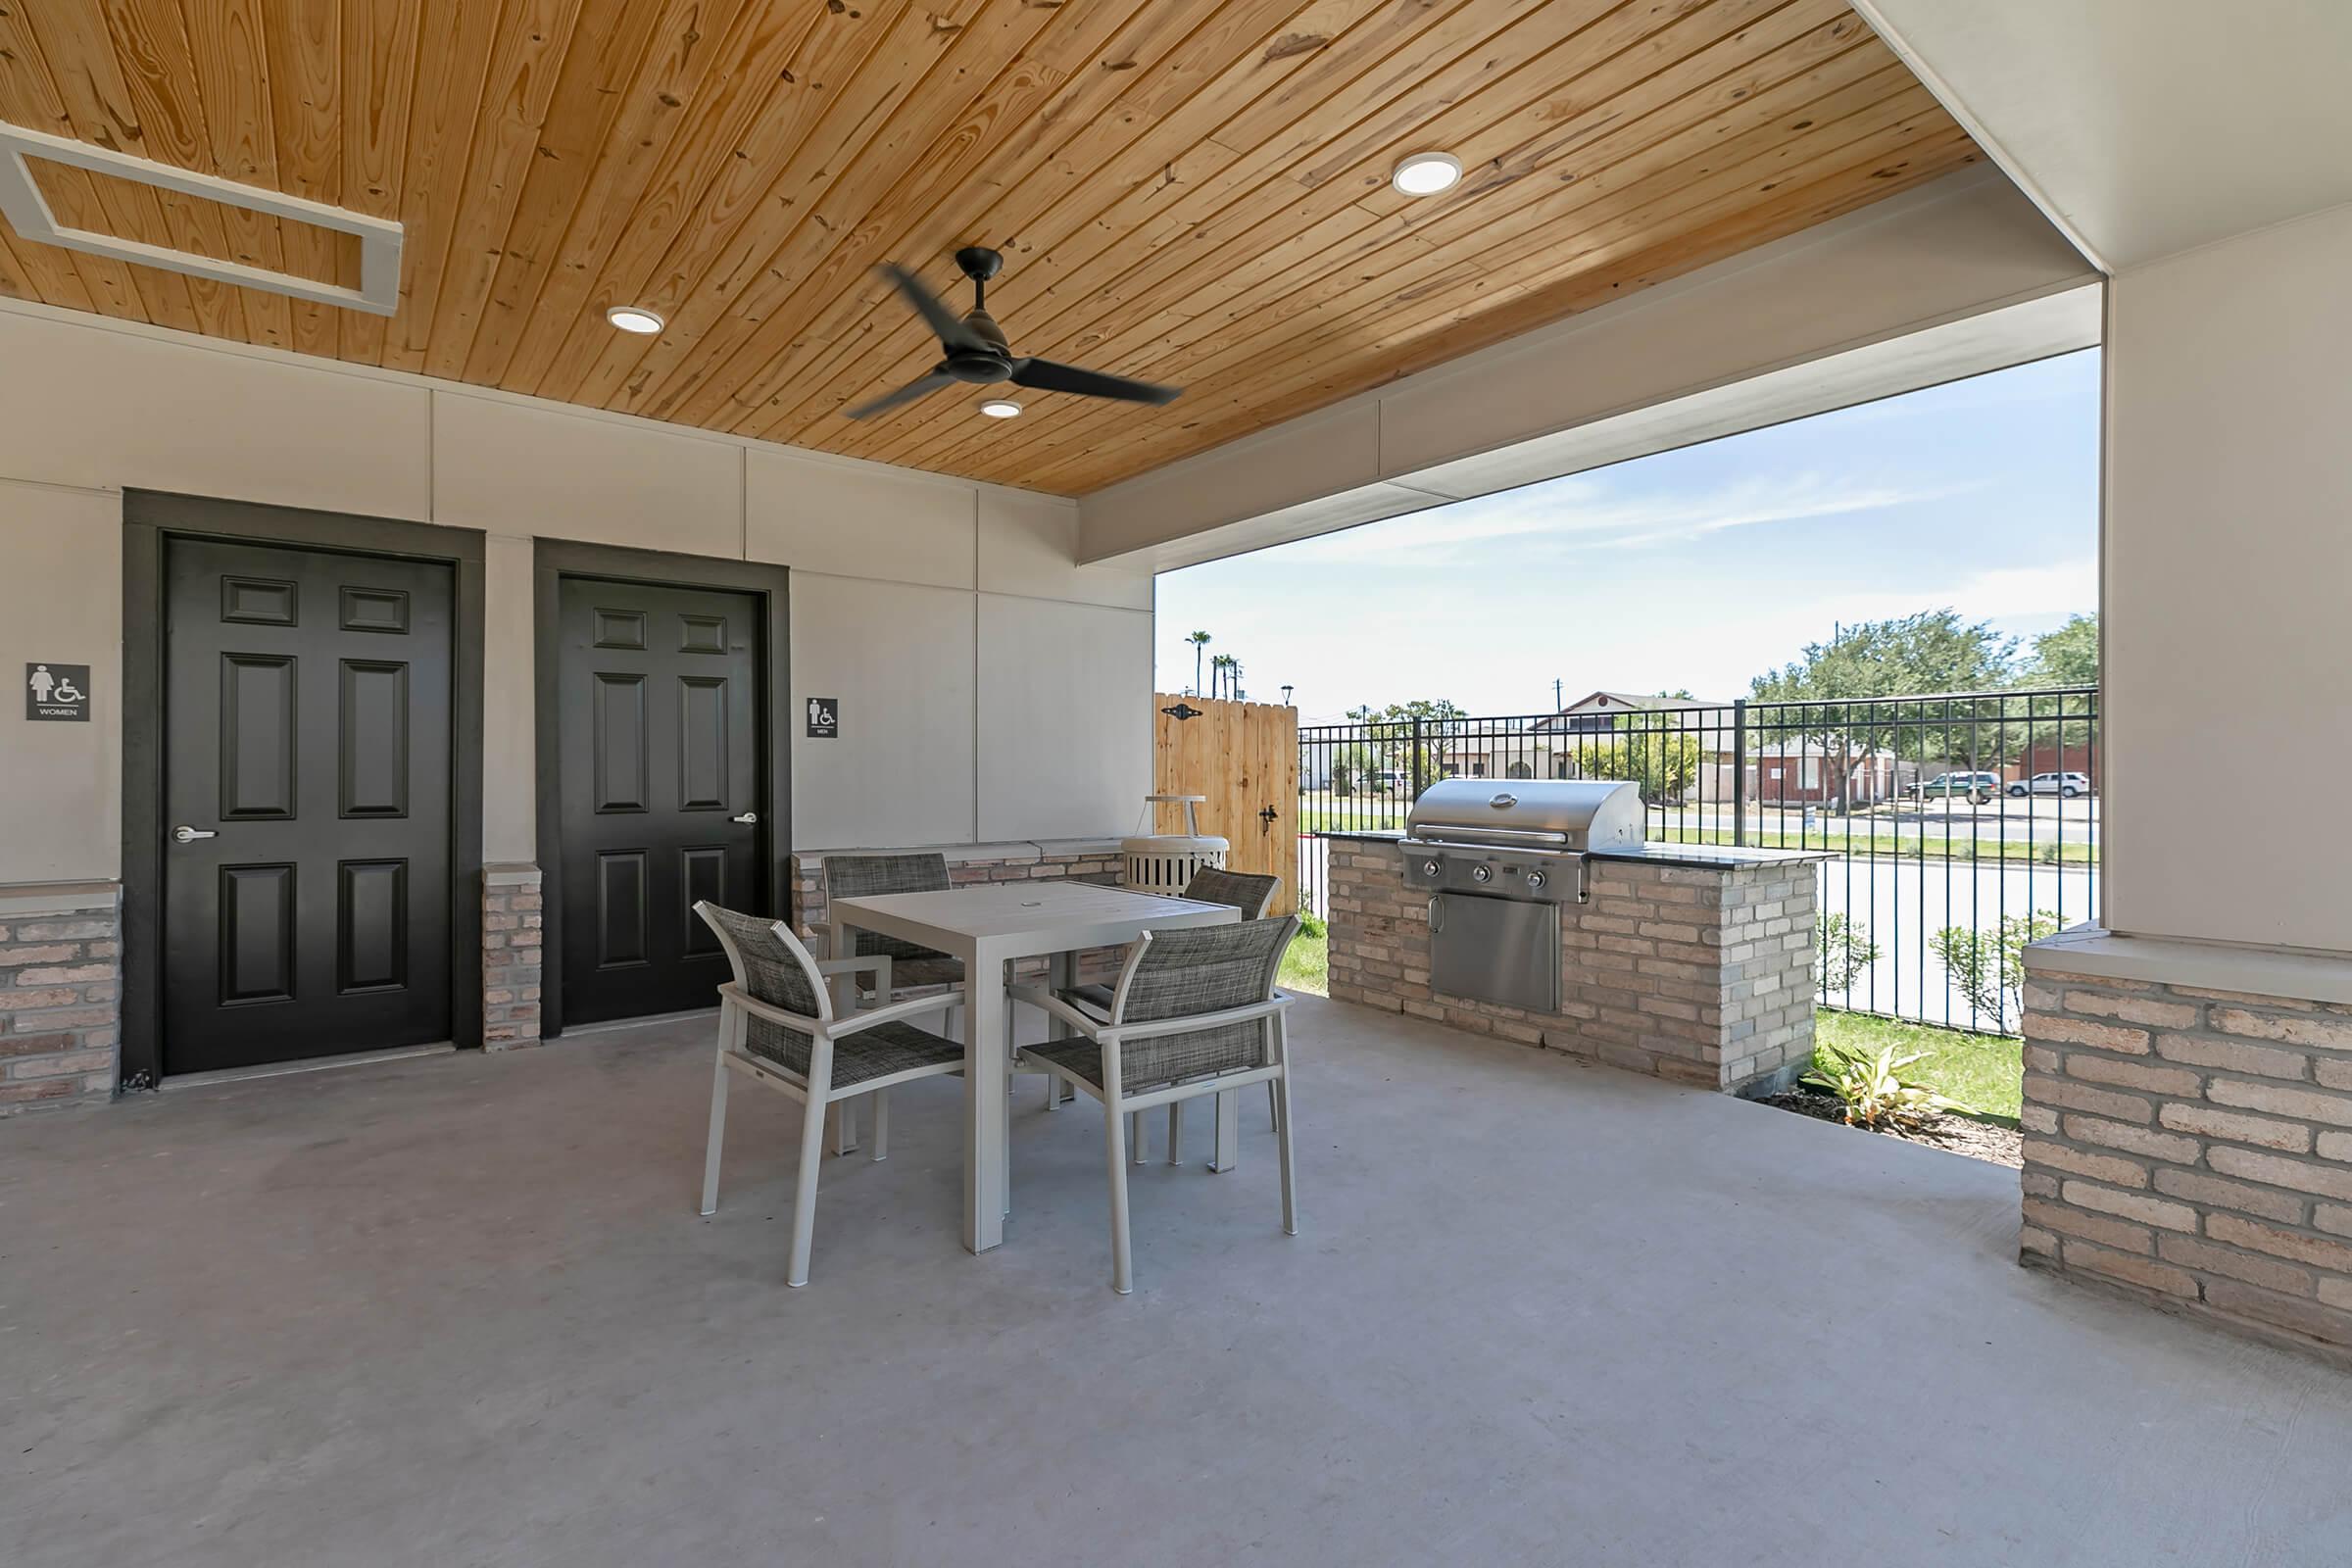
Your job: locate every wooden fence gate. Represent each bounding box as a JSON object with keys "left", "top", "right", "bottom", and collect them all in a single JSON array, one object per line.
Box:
[{"left": 1151, "top": 695, "right": 1299, "bottom": 916}]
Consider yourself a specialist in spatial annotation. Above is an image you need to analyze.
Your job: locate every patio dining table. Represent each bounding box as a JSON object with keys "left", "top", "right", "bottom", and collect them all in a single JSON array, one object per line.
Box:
[{"left": 827, "top": 879, "right": 1240, "bottom": 1253}]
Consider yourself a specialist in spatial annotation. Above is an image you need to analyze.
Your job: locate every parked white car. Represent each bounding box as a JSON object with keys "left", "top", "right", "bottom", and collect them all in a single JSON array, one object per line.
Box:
[{"left": 2009, "top": 771, "right": 2091, "bottom": 798}]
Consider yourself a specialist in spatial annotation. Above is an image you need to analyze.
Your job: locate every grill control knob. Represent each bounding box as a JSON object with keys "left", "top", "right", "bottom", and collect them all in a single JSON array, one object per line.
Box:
[
  {"left": 1423, "top": 858, "right": 1440, "bottom": 877},
  {"left": 1526, "top": 869, "right": 1547, "bottom": 892},
  {"left": 1472, "top": 863, "right": 1493, "bottom": 884}
]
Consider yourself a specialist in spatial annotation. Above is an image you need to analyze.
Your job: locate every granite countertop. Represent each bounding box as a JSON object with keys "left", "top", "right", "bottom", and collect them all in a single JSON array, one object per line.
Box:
[{"left": 1316, "top": 829, "right": 1834, "bottom": 868}]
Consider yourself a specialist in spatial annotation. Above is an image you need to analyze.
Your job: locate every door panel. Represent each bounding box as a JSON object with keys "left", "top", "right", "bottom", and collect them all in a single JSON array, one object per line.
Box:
[
  {"left": 558, "top": 578, "right": 760, "bottom": 1024},
  {"left": 165, "top": 538, "right": 455, "bottom": 1072}
]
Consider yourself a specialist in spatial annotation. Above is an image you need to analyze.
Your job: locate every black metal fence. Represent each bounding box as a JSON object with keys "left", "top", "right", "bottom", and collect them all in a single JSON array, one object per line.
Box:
[{"left": 1298, "top": 687, "right": 2099, "bottom": 1035}]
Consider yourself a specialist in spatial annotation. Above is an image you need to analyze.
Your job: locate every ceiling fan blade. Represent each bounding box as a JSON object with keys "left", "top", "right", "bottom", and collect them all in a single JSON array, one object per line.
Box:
[
  {"left": 879, "top": 264, "right": 987, "bottom": 354},
  {"left": 843, "top": 369, "right": 956, "bottom": 419},
  {"left": 1008, "top": 357, "right": 1182, "bottom": 405}
]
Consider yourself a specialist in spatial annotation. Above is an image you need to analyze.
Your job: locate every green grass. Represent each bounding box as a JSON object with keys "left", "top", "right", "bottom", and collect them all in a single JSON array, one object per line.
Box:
[
  {"left": 1815, "top": 1009, "right": 2022, "bottom": 1124},
  {"left": 1280, "top": 927, "right": 1329, "bottom": 997}
]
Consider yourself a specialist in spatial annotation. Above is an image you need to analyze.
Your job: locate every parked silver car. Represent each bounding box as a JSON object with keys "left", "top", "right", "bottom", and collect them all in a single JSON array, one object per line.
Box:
[{"left": 2008, "top": 771, "right": 2091, "bottom": 798}]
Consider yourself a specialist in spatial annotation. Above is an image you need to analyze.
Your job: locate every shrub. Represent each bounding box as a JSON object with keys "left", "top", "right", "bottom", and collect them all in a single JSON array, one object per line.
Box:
[
  {"left": 1296, "top": 910, "right": 1328, "bottom": 939},
  {"left": 1929, "top": 909, "right": 2062, "bottom": 1030},
  {"left": 1802, "top": 1041, "right": 1953, "bottom": 1131},
  {"left": 1815, "top": 912, "right": 1881, "bottom": 998}
]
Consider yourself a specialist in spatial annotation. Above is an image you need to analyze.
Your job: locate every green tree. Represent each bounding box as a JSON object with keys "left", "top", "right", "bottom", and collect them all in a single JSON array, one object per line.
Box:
[
  {"left": 1749, "top": 610, "right": 2022, "bottom": 805},
  {"left": 1347, "top": 698, "right": 1468, "bottom": 792},
  {"left": 1579, "top": 733, "right": 1703, "bottom": 804},
  {"left": 2025, "top": 612, "right": 2098, "bottom": 686},
  {"left": 1187, "top": 629, "right": 1211, "bottom": 696}
]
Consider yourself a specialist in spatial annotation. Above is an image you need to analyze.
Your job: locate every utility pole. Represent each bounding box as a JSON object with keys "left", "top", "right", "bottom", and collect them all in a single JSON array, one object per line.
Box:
[{"left": 1553, "top": 677, "right": 1563, "bottom": 711}]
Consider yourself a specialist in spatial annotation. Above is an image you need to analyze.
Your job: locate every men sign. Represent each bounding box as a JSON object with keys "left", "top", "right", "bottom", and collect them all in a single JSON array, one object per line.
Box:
[{"left": 25, "top": 662, "right": 90, "bottom": 721}]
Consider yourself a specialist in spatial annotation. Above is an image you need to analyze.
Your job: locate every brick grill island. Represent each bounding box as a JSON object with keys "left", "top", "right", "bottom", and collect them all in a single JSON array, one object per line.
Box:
[
  {"left": 1324, "top": 832, "right": 1828, "bottom": 1096},
  {"left": 2020, "top": 928, "right": 2352, "bottom": 1356}
]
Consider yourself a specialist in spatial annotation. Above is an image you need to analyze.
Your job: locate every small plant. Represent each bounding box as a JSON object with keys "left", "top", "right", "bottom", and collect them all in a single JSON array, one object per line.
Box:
[
  {"left": 1802, "top": 1041, "right": 1952, "bottom": 1131},
  {"left": 1930, "top": 909, "right": 2062, "bottom": 1029},
  {"left": 1296, "top": 910, "right": 1328, "bottom": 939},
  {"left": 1815, "top": 912, "right": 1881, "bottom": 999}
]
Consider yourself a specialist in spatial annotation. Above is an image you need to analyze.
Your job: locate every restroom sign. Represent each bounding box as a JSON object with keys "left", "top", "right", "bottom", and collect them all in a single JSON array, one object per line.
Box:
[
  {"left": 806, "top": 697, "right": 839, "bottom": 738},
  {"left": 24, "top": 662, "right": 90, "bottom": 722}
]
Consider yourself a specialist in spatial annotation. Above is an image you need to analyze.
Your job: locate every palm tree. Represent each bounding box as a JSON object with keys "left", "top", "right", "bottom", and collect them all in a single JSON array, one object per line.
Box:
[
  {"left": 1188, "top": 630, "right": 1211, "bottom": 696},
  {"left": 1211, "top": 653, "right": 1236, "bottom": 699}
]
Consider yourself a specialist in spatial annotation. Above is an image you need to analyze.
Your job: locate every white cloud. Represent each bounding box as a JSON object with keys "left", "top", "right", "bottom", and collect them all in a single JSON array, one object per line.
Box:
[{"left": 1278, "top": 469, "right": 1962, "bottom": 564}]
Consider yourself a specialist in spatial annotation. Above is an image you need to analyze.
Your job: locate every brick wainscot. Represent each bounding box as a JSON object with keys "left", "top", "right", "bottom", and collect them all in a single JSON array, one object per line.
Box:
[
  {"left": 1324, "top": 833, "right": 1826, "bottom": 1096},
  {"left": 0, "top": 882, "right": 122, "bottom": 1112},
  {"left": 2021, "top": 926, "right": 2352, "bottom": 1358}
]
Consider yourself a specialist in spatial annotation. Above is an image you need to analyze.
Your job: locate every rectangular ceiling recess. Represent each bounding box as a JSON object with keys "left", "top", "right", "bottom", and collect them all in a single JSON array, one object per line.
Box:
[{"left": 0, "top": 122, "right": 401, "bottom": 315}]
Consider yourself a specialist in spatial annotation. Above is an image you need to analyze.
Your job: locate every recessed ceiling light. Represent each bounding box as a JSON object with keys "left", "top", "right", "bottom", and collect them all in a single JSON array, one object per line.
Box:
[
  {"left": 605, "top": 305, "right": 663, "bottom": 334},
  {"left": 1391, "top": 152, "right": 1462, "bottom": 197},
  {"left": 979, "top": 399, "right": 1023, "bottom": 418}
]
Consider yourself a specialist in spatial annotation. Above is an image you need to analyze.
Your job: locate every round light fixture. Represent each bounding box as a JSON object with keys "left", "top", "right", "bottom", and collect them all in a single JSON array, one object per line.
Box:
[
  {"left": 978, "top": 398, "right": 1023, "bottom": 418},
  {"left": 1391, "top": 151, "right": 1462, "bottom": 197},
  {"left": 605, "top": 305, "right": 664, "bottom": 334}
]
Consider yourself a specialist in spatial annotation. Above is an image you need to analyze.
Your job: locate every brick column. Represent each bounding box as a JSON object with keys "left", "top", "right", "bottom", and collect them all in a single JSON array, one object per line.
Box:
[
  {"left": 0, "top": 885, "right": 122, "bottom": 1111},
  {"left": 2021, "top": 962, "right": 2352, "bottom": 1355},
  {"left": 482, "top": 865, "right": 544, "bottom": 1048}
]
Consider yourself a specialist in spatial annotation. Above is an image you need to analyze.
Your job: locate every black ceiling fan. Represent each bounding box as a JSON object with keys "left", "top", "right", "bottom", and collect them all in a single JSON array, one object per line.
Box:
[{"left": 844, "top": 246, "right": 1183, "bottom": 418}]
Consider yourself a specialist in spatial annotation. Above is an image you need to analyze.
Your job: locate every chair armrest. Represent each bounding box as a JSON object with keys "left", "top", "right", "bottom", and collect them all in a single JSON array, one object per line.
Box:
[
  {"left": 828, "top": 989, "right": 967, "bottom": 1039},
  {"left": 814, "top": 952, "right": 891, "bottom": 995},
  {"left": 1005, "top": 983, "right": 1109, "bottom": 1041}
]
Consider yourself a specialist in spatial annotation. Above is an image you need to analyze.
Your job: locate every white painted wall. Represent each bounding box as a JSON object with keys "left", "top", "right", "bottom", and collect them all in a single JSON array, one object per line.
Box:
[
  {"left": 0, "top": 298, "right": 1153, "bottom": 883},
  {"left": 2099, "top": 202, "right": 2352, "bottom": 954},
  {"left": 0, "top": 484, "right": 123, "bottom": 883}
]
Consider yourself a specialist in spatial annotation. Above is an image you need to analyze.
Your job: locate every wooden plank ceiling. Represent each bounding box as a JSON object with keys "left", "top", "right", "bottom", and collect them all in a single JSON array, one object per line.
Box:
[{"left": 0, "top": 0, "right": 1978, "bottom": 496}]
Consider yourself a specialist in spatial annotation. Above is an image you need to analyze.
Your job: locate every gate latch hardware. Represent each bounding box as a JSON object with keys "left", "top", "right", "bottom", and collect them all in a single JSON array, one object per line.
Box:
[{"left": 172, "top": 825, "right": 217, "bottom": 843}]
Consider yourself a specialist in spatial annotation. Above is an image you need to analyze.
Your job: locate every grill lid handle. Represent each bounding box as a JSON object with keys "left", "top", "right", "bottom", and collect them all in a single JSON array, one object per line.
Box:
[{"left": 1490, "top": 792, "right": 1517, "bottom": 808}]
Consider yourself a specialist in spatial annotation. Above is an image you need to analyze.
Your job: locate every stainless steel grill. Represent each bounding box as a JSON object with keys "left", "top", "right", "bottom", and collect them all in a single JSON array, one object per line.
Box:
[{"left": 1398, "top": 780, "right": 1645, "bottom": 1011}]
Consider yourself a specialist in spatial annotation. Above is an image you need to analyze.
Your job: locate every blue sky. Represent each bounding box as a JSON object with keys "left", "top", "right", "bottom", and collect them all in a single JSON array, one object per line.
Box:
[{"left": 1154, "top": 348, "right": 2102, "bottom": 718}]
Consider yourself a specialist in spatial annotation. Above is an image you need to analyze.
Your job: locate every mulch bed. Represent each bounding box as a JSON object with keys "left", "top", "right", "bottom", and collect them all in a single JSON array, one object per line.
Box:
[{"left": 1762, "top": 1089, "right": 2023, "bottom": 1169}]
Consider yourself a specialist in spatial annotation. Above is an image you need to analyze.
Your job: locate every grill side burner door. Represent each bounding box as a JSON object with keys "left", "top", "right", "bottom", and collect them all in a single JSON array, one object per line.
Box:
[{"left": 1429, "top": 892, "right": 1561, "bottom": 1013}]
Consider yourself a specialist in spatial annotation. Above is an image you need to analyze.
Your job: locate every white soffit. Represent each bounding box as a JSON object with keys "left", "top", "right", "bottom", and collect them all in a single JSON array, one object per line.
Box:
[
  {"left": 1102, "top": 285, "right": 2100, "bottom": 575},
  {"left": 1850, "top": 0, "right": 2352, "bottom": 272},
  {"left": 1082, "top": 168, "right": 2100, "bottom": 575},
  {"left": 0, "top": 122, "right": 401, "bottom": 315}
]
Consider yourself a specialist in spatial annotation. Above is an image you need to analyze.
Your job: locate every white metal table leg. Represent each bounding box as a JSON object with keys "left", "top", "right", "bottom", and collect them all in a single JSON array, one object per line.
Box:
[
  {"left": 1210, "top": 1088, "right": 1239, "bottom": 1174},
  {"left": 962, "top": 946, "right": 1007, "bottom": 1252},
  {"left": 1104, "top": 1086, "right": 1134, "bottom": 1295},
  {"left": 870, "top": 1089, "right": 890, "bottom": 1161}
]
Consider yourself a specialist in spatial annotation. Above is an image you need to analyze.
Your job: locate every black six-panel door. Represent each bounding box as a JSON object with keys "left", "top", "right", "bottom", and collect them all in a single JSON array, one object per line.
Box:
[
  {"left": 556, "top": 578, "right": 760, "bottom": 1026},
  {"left": 163, "top": 539, "right": 455, "bottom": 1074}
]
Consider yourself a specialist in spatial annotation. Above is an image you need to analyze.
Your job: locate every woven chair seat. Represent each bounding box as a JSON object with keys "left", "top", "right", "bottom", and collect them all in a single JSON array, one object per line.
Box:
[
  {"left": 1022, "top": 1023, "right": 1262, "bottom": 1095},
  {"left": 746, "top": 1017, "right": 963, "bottom": 1086}
]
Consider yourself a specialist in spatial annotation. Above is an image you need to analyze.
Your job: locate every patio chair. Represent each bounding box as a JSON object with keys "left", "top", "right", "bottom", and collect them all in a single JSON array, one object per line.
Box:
[
  {"left": 1009, "top": 915, "right": 1299, "bottom": 1294},
  {"left": 694, "top": 902, "right": 965, "bottom": 1288},
  {"left": 807, "top": 852, "right": 970, "bottom": 1150},
  {"left": 1057, "top": 867, "right": 1285, "bottom": 1156},
  {"left": 814, "top": 850, "right": 1081, "bottom": 1120}
]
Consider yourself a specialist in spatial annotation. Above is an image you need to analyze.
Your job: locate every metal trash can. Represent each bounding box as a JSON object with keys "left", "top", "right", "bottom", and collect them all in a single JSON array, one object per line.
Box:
[{"left": 1121, "top": 794, "right": 1228, "bottom": 896}]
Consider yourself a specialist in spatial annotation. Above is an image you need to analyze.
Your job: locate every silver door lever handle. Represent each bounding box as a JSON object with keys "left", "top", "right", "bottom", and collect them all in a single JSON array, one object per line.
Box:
[
  {"left": 731, "top": 812, "right": 759, "bottom": 825},
  {"left": 173, "top": 826, "right": 218, "bottom": 843}
]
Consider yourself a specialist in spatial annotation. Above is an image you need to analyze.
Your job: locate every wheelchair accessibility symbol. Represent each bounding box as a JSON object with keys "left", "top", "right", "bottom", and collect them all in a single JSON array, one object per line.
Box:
[{"left": 25, "top": 662, "right": 91, "bottom": 722}]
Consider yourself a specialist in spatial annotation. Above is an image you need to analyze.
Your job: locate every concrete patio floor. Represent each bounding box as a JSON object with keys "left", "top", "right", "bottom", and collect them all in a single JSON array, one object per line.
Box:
[{"left": 5, "top": 997, "right": 2349, "bottom": 1566}]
